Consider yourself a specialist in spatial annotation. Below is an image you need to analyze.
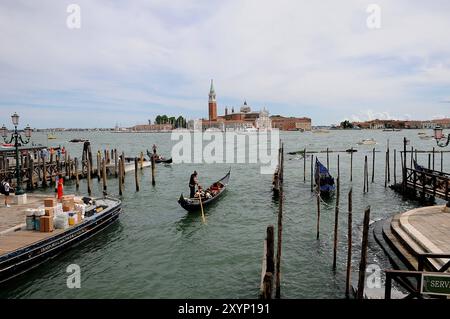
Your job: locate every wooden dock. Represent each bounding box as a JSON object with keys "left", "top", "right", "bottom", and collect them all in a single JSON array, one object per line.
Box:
[{"left": 0, "top": 142, "right": 153, "bottom": 192}]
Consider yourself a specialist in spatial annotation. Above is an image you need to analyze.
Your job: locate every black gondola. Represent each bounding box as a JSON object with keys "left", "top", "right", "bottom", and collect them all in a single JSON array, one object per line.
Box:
[
  {"left": 0, "top": 197, "right": 122, "bottom": 284},
  {"left": 315, "top": 158, "right": 335, "bottom": 197},
  {"left": 146, "top": 150, "right": 172, "bottom": 164},
  {"left": 178, "top": 170, "right": 231, "bottom": 212}
]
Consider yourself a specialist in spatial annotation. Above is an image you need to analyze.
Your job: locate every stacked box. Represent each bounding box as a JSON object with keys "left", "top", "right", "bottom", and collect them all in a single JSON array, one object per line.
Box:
[
  {"left": 62, "top": 196, "right": 75, "bottom": 212},
  {"left": 45, "top": 207, "right": 55, "bottom": 218},
  {"left": 44, "top": 198, "right": 57, "bottom": 207},
  {"left": 40, "top": 216, "right": 54, "bottom": 232}
]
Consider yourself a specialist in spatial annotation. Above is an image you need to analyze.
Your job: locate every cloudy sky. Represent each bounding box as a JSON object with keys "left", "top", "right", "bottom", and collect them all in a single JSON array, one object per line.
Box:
[{"left": 0, "top": 0, "right": 449, "bottom": 128}]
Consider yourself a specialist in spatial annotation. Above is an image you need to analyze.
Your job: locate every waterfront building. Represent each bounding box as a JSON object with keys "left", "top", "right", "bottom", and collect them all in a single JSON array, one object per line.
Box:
[{"left": 270, "top": 115, "right": 312, "bottom": 131}]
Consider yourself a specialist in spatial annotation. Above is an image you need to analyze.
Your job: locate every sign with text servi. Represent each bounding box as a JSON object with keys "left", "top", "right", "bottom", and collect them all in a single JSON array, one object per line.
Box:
[{"left": 421, "top": 273, "right": 450, "bottom": 296}]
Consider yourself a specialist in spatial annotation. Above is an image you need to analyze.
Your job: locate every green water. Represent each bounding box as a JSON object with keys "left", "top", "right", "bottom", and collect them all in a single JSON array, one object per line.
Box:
[{"left": 0, "top": 129, "right": 447, "bottom": 298}]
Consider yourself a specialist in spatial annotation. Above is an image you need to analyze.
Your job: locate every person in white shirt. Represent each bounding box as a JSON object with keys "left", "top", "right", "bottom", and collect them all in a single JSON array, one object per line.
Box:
[{"left": 1, "top": 180, "right": 11, "bottom": 207}]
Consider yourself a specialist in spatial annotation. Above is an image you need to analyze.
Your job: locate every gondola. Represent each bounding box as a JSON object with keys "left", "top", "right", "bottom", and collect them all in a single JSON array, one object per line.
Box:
[
  {"left": 69, "top": 138, "right": 89, "bottom": 143},
  {"left": 178, "top": 170, "right": 231, "bottom": 212},
  {"left": 146, "top": 150, "right": 173, "bottom": 164},
  {"left": 315, "top": 158, "right": 335, "bottom": 197}
]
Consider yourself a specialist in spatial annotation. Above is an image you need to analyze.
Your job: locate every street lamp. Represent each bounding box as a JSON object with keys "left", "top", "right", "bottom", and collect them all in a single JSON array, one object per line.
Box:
[
  {"left": 433, "top": 125, "right": 450, "bottom": 147},
  {"left": 1, "top": 113, "right": 32, "bottom": 195}
]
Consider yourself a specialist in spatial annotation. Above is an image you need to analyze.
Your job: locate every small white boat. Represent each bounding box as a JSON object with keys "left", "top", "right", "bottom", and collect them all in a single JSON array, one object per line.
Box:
[
  {"left": 419, "top": 135, "right": 434, "bottom": 140},
  {"left": 312, "top": 129, "right": 330, "bottom": 134},
  {"left": 357, "top": 138, "right": 377, "bottom": 145}
]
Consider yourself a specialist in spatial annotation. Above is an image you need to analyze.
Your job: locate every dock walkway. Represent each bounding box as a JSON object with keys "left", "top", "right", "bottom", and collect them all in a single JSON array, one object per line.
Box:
[
  {"left": 0, "top": 194, "right": 49, "bottom": 233},
  {"left": 381, "top": 205, "right": 450, "bottom": 272}
]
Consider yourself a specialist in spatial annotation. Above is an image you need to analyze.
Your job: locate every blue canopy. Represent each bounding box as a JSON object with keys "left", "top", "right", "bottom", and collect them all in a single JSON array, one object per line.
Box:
[{"left": 315, "top": 158, "right": 335, "bottom": 193}]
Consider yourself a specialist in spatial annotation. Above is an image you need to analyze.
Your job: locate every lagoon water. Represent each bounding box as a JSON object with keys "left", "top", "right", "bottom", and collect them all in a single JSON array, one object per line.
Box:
[{"left": 0, "top": 129, "right": 447, "bottom": 298}]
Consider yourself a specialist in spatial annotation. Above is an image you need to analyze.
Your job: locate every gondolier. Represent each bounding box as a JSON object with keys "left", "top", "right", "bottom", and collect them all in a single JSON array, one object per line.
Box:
[
  {"left": 152, "top": 144, "right": 157, "bottom": 155},
  {"left": 179, "top": 170, "right": 231, "bottom": 212},
  {"left": 189, "top": 171, "right": 198, "bottom": 198}
]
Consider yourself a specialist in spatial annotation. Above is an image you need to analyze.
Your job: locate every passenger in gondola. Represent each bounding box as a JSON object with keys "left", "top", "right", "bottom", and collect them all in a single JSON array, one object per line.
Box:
[{"left": 189, "top": 171, "right": 198, "bottom": 198}]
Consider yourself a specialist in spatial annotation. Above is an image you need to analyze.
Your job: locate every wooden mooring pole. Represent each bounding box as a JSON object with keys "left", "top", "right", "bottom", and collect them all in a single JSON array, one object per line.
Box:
[
  {"left": 316, "top": 157, "right": 320, "bottom": 240},
  {"left": 310, "top": 154, "right": 313, "bottom": 192},
  {"left": 345, "top": 188, "right": 353, "bottom": 298},
  {"left": 393, "top": 150, "right": 397, "bottom": 185},
  {"left": 151, "top": 155, "right": 156, "bottom": 186},
  {"left": 350, "top": 148, "right": 353, "bottom": 182},
  {"left": 118, "top": 158, "right": 123, "bottom": 196},
  {"left": 387, "top": 141, "right": 390, "bottom": 183},
  {"left": 87, "top": 158, "right": 92, "bottom": 196},
  {"left": 96, "top": 151, "right": 101, "bottom": 181},
  {"left": 74, "top": 157, "right": 79, "bottom": 190},
  {"left": 357, "top": 206, "right": 371, "bottom": 300},
  {"left": 403, "top": 138, "right": 407, "bottom": 192},
  {"left": 364, "top": 155, "right": 368, "bottom": 193},
  {"left": 326, "top": 147, "right": 329, "bottom": 170},
  {"left": 371, "top": 148, "right": 375, "bottom": 183},
  {"left": 384, "top": 151, "right": 388, "bottom": 188},
  {"left": 260, "top": 225, "right": 275, "bottom": 300},
  {"left": 135, "top": 157, "right": 140, "bottom": 192},
  {"left": 303, "top": 148, "right": 306, "bottom": 183},
  {"left": 114, "top": 149, "right": 118, "bottom": 178},
  {"left": 275, "top": 144, "right": 284, "bottom": 299},
  {"left": 102, "top": 158, "right": 107, "bottom": 192},
  {"left": 332, "top": 175, "right": 340, "bottom": 270}
]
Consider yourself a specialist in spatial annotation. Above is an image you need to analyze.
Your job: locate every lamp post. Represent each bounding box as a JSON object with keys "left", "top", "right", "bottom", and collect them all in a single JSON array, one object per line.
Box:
[
  {"left": 434, "top": 125, "right": 450, "bottom": 147},
  {"left": 1, "top": 113, "right": 32, "bottom": 195}
]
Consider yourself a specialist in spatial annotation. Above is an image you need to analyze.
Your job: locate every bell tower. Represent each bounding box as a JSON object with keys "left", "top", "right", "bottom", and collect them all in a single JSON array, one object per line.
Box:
[{"left": 208, "top": 79, "right": 217, "bottom": 121}]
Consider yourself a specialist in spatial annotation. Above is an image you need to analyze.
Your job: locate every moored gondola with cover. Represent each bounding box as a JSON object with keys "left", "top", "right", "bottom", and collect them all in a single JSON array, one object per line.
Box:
[
  {"left": 178, "top": 170, "right": 231, "bottom": 212},
  {"left": 315, "top": 158, "right": 335, "bottom": 197}
]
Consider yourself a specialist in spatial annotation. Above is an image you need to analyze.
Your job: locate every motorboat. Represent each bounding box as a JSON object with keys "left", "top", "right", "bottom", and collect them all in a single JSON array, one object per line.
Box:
[{"left": 357, "top": 138, "right": 377, "bottom": 145}]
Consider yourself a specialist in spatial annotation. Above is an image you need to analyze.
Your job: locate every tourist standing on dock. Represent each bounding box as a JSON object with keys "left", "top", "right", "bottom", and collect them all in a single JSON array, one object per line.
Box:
[
  {"left": 189, "top": 171, "right": 199, "bottom": 198},
  {"left": 57, "top": 175, "right": 64, "bottom": 200},
  {"left": 1, "top": 179, "right": 11, "bottom": 207}
]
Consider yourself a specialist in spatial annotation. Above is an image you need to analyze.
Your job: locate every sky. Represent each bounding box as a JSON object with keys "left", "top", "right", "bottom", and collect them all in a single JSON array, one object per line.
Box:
[{"left": 0, "top": 0, "right": 449, "bottom": 128}]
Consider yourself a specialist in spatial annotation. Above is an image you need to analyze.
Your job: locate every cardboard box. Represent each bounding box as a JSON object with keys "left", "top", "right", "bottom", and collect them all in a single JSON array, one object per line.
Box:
[
  {"left": 40, "top": 216, "right": 54, "bottom": 232},
  {"left": 44, "top": 198, "right": 57, "bottom": 207},
  {"left": 45, "top": 207, "right": 54, "bottom": 217},
  {"left": 61, "top": 195, "right": 75, "bottom": 201},
  {"left": 63, "top": 205, "right": 74, "bottom": 212}
]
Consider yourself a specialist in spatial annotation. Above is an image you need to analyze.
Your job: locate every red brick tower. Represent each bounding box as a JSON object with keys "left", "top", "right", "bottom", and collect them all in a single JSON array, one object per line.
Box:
[{"left": 208, "top": 79, "right": 217, "bottom": 121}]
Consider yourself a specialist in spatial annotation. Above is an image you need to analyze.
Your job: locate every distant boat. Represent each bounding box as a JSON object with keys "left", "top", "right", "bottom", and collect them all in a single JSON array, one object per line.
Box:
[
  {"left": 312, "top": 129, "right": 330, "bottom": 134},
  {"left": 315, "top": 159, "right": 335, "bottom": 197},
  {"left": 357, "top": 138, "right": 377, "bottom": 145},
  {"left": 47, "top": 133, "right": 57, "bottom": 139},
  {"left": 419, "top": 135, "right": 434, "bottom": 140},
  {"left": 69, "top": 138, "right": 89, "bottom": 143},
  {"left": 383, "top": 128, "right": 402, "bottom": 132},
  {"left": 243, "top": 127, "right": 258, "bottom": 133}
]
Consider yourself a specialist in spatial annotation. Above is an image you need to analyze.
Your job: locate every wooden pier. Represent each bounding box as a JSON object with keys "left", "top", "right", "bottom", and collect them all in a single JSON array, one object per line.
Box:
[{"left": 0, "top": 142, "right": 152, "bottom": 192}]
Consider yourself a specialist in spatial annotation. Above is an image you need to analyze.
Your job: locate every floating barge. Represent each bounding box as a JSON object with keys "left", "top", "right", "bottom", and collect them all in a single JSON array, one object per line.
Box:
[{"left": 0, "top": 195, "right": 122, "bottom": 284}]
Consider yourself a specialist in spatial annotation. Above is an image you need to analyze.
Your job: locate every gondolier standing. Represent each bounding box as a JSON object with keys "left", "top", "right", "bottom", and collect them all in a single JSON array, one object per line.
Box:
[
  {"left": 152, "top": 144, "right": 157, "bottom": 155},
  {"left": 189, "top": 171, "right": 198, "bottom": 198}
]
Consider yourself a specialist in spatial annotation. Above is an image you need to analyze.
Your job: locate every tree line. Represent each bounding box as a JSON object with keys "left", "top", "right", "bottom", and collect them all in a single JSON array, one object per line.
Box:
[{"left": 154, "top": 115, "right": 187, "bottom": 128}]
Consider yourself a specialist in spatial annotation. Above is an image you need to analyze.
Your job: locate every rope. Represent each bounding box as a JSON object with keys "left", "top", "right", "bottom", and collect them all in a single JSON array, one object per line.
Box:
[{"left": 314, "top": 190, "right": 341, "bottom": 210}]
